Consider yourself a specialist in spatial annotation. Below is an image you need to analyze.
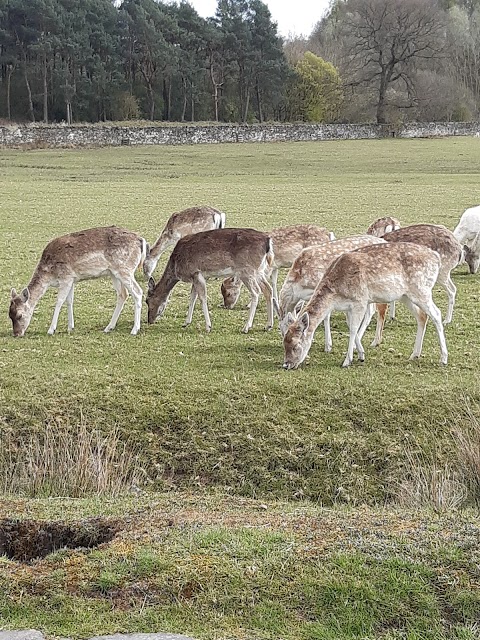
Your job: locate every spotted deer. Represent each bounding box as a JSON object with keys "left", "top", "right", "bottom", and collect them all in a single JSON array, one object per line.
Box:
[
  {"left": 9, "top": 226, "right": 147, "bottom": 337},
  {"left": 282, "top": 242, "right": 448, "bottom": 369},
  {"left": 276, "top": 235, "right": 386, "bottom": 352},
  {"left": 367, "top": 216, "right": 401, "bottom": 321},
  {"left": 220, "top": 224, "right": 335, "bottom": 308},
  {"left": 371, "top": 224, "right": 463, "bottom": 347},
  {"left": 143, "top": 205, "right": 226, "bottom": 278},
  {"left": 146, "top": 228, "right": 274, "bottom": 333},
  {"left": 367, "top": 216, "right": 401, "bottom": 237}
]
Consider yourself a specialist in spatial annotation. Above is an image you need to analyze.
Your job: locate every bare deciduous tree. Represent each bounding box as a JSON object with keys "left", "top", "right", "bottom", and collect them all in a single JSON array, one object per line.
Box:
[{"left": 339, "top": 0, "right": 445, "bottom": 123}]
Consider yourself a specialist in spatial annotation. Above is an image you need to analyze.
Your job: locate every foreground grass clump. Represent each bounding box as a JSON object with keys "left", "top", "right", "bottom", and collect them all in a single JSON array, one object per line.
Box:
[
  {"left": 0, "top": 138, "right": 480, "bottom": 504},
  {"left": 0, "top": 492, "right": 479, "bottom": 639}
]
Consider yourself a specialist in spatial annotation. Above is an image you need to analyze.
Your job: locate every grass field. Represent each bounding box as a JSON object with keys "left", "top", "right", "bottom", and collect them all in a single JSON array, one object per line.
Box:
[{"left": 0, "top": 138, "right": 480, "bottom": 639}]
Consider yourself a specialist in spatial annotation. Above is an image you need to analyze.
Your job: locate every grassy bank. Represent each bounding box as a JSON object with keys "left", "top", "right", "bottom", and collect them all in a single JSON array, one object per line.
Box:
[
  {"left": 1, "top": 491, "right": 479, "bottom": 639},
  {"left": 0, "top": 138, "right": 479, "bottom": 504}
]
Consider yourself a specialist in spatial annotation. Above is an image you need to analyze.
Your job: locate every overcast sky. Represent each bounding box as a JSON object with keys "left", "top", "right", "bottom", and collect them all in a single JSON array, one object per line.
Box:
[{"left": 187, "top": 0, "right": 331, "bottom": 38}]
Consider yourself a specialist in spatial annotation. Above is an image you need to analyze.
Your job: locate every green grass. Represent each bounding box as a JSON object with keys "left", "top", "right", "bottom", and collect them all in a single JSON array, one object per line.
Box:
[
  {"left": 1, "top": 139, "right": 480, "bottom": 504},
  {"left": 0, "top": 492, "right": 479, "bottom": 639},
  {"left": 1, "top": 138, "right": 480, "bottom": 638}
]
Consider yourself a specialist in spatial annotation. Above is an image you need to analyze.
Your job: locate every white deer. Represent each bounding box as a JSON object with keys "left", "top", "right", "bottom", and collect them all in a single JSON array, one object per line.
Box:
[
  {"left": 453, "top": 205, "right": 480, "bottom": 274},
  {"left": 143, "top": 205, "right": 226, "bottom": 278},
  {"left": 9, "top": 226, "right": 147, "bottom": 337},
  {"left": 282, "top": 242, "right": 448, "bottom": 369},
  {"left": 276, "top": 235, "right": 386, "bottom": 352},
  {"left": 146, "top": 228, "right": 274, "bottom": 333},
  {"left": 220, "top": 224, "right": 335, "bottom": 307}
]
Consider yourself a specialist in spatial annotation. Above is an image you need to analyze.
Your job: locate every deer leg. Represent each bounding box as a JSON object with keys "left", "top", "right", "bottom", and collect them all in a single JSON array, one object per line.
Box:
[
  {"left": 104, "top": 275, "right": 129, "bottom": 333},
  {"left": 357, "top": 302, "right": 375, "bottom": 341},
  {"left": 389, "top": 301, "right": 396, "bottom": 320},
  {"left": 258, "top": 275, "right": 274, "bottom": 331},
  {"left": 240, "top": 276, "right": 261, "bottom": 333},
  {"left": 66, "top": 284, "right": 75, "bottom": 332},
  {"left": 271, "top": 267, "right": 279, "bottom": 303},
  {"left": 48, "top": 284, "right": 72, "bottom": 335},
  {"left": 400, "top": 297, "right": 427, "bottom": 360},
  {"left": 192, "top": 272, "right": 211, "bottom": 332},
  {"left": 342, "top": 305, "right": 367, "bottom": 367},
  {"left": 371, "top": 303, "right": 388, "bottom": 347},
  {"left": 442, "top": 274, "right": 456, "bottom": 325},
  {"left": 324, "top": 311, "right": 333, "bottom": 352},
  {"left": 117, "top": 274, "right": 143, "bottom": 335},
  {"left": 183, "top": 284, "right": 198, "bottom": 327},
  {"left": 412, "top": 295, "right": 448, "bottom": 365}
]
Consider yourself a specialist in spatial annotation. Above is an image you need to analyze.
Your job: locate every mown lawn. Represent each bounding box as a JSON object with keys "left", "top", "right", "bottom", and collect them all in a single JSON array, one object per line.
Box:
[{"left": 0, "top": 138, "right": 479, "bottom": 638}]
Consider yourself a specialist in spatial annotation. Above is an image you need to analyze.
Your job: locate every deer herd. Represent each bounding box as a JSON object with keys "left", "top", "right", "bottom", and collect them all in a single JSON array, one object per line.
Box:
[{"left": 9, "top": 203, "right": 480, "bottom": 370}]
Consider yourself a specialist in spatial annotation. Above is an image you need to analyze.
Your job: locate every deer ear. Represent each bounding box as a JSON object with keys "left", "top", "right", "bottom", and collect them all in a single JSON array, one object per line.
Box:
[
  {"left": 294, "top": 300, "right": 305, "bottom": 317},
  {"left": 20, "top": 288, "right": 30, "bottom": 303},
  {"left": 11, "top": 288, "right": 17, "bottom": 299},
  {"left": 385, "top": 224, "right": 393, "bottom": 234},
  {"left": 299, "top": 312, "right": 309, "bottom": 333},
  {"left": 148, "top": 277, "right": 156, "bottom": 294},
  {"left": 285, "top": 312, "right": 295, "bottom": 327}
]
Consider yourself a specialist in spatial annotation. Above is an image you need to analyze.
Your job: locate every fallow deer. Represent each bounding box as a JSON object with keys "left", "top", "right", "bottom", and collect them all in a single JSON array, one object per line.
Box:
[
  {"left": 9, "top": 226, "right": 147, "bottom": 337},
  {"left": 367, "top": 216, "right": 401, "bottom": 321},
  {"left": 366, "top": 216, "right": 401, "bottom": 237},
  {"left": 221, "top": 224, "right": 335, "bottom": 308},
  {"left": 143, "top": 205, "right": 226, "bottom": 278},
  {"left": 371, "top": 223, "right": 463, "bottom": 347},
  {"left": 453, "top": 205, "right": 480, "bottom": 274},
  {"left": 146, "top": 228, "right": 274, "bottom": 333},
  {"left": 282, "top": 242, "right": 448, "bottom": 369},
  {"left": 276, "top": 235, "right": 386, "bottom": 352}
]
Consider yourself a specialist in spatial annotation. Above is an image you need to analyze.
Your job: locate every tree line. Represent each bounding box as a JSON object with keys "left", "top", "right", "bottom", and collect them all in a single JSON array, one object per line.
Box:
[{"left": 0, "top": 0, "right": 479, "bottom": 125}]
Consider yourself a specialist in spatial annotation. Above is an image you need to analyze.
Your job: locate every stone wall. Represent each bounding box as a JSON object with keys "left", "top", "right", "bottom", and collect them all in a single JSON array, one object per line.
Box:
[{"left": 0, "top": 121, "right": 479, "bottom": 148}]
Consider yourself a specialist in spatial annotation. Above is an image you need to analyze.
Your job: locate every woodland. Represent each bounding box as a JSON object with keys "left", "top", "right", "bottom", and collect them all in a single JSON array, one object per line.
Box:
[{"left": 0, "top": 0, "right": 479, "bottom": 125}]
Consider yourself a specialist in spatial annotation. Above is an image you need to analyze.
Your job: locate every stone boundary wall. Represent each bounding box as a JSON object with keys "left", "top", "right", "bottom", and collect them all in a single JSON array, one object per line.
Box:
[{"left": 0, "top": 121, "right": 479, "bottom": 148}]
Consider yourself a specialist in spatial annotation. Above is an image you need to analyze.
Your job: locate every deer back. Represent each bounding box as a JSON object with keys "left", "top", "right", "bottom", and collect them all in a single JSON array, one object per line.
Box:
[
  {"left": 269, "top": 225, "right": 334, "bottom": 266},
  {"left": 164, "top": 206, "right": 225, "bottom": 238},
  {"left": 367, "top": 216, "right": 401, "bottom": 237},
  {"left": 169, "top": 228, "right": 272, "bottom": 279},
  {"left": 286, "top": 235, "right": 386, "bottom": 290},
  {"left": 322, "top": 241, "right": 441, "bottom": 303},
  {"left": 383, "top": 224, "right": 462, "bottom": 272},
  {"left": 38, "top": 226, "right": 145, "bottom": 280}
]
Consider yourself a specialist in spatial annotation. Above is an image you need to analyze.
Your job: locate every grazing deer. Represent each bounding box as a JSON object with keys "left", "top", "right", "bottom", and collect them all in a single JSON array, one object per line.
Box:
[
  {"left": 276, "top": 235, "right": 386, "bottom": 352},
  {"left": 367, "top": 216, "right": 401, "bottom": 237},
  {"left": 282, "top": 242, "right": 448, "bottom": 369},
  {"left": 367, "top": 216, "right": 401, "bottom": 320},
  {"left": 146, "top": 228, "right": 274, "bottom": 333},
  {"left": 370, "top": 223, "right": 463, "bottom": 347},
  {"left": 221, "top": 224, "right": 335, "bottom": 308},
  {"left": 143, "top": 205, "right": 226, "bottom": 278},
  {"left": 9, "top": 226, "right": 147, "bottom": 337},
  {"left": 453, "top": 205, "right": 480, "bottom": 274}
]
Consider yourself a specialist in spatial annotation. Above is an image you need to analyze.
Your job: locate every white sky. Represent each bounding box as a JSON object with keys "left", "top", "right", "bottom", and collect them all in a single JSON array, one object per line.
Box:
[{"left": 187, "top": 0, "right": 331, "bottom": 38}]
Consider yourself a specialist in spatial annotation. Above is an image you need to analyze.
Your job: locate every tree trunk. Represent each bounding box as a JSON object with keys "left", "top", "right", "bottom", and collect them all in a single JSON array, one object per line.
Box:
[
  {"left": 256, "top": 81, "right": 263, "bottom": 123},
  {"left": 43, "top": 52, "right": 48, "bottom": 124},
  {"left": 243, "top": 87, "right": 250, "bottom": 123},
  {"left": 376, "top": 69, "right": 388, "bottom": 124},
  {"left": 22, "top": 50, "right": 35, "bottom": 122},
  {"left": 147, "top": 80, "right": 155, "bottom": 120},
  {"left": 6, "top": 65, "right": 14, "bottom": 120},
  {"left": 181, "top": 77, "right": 187, "bottom": 122}
]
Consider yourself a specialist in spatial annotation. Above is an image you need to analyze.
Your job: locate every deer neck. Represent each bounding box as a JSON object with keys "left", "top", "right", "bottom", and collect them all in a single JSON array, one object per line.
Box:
[
  {"left": 154, "top": 265, "right": 179, "bottom": 304},
  {"left": 27, "top": 268, "right": 51, "bottom": 307},
  {"left": 304, "top": 284, "right": 335, "bottom": 334},
  {"left": 149, "top": 231, "right": 173, "bottom": 261}
]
